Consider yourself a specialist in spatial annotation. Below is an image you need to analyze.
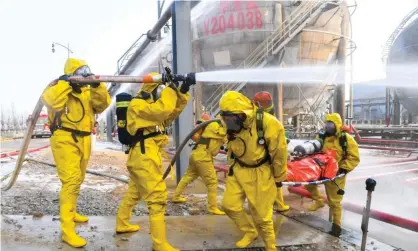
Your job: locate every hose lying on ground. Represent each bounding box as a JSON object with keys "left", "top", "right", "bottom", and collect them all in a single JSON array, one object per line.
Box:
[
  {"left": 0, "top": 119, "right": 219, "bottom": 190},
  {"left": 25, "top": 158, "right": 129, "bottom": 184},
  {"left": 0, "top": 157, "right": 129, "bottom": 184}
]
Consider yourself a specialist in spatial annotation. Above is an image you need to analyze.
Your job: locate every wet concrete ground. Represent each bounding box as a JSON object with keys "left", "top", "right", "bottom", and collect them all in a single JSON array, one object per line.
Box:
[
  {"left": 285, "top": 150, "right": 418, "bottom": 251},
  {"left": 1, "top": 215, "right": 395, "bottom": 251},
  {"left": 1, "top": 139, "right": 417, "bottom": 250}
]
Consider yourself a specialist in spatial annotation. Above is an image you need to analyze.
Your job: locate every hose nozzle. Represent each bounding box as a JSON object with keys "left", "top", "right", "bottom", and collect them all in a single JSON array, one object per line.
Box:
[{"left": 162, "top": 67, "right": 196, "bottom": 86}]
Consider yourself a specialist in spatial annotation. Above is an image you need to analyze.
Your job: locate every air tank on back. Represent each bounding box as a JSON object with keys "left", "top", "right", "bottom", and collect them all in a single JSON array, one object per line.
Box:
[{"left": 292, "top": 139, "right": 323, "bottom": 156}]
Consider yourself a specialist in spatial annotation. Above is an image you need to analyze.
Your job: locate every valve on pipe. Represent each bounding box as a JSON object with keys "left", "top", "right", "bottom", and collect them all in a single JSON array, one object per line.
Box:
[{"left": 292, "top": 140, "right": 323, "bottom": 157}]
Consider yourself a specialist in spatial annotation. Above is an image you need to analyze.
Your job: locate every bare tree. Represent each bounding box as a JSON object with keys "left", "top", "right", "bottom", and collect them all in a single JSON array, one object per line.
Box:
[{"left": 11, "top": 103, "right": 18, "bottom": 132}]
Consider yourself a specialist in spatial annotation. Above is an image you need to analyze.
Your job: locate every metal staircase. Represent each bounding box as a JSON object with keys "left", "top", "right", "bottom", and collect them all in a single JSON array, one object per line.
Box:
[{"left": 204, "top": 0, "right": 341, "bottom": 116}]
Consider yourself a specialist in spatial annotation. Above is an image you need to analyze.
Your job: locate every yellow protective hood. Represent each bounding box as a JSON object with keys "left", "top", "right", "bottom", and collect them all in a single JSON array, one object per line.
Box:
[
  {"left": 140, "top": 72, "right": 160, "bottom": 93},
  {"left": 64, "top": 58, "right": 88, "bottom": 75},
  {"left": 325, "top": 113, "right": 343, "bottom": 134},
  {"left": 219, "top": 91, "right": 255, "bottom": 127}
]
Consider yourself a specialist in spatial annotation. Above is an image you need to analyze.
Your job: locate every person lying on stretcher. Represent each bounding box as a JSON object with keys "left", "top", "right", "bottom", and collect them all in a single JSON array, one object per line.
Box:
[{"left": 286, "top": 113, "right": 360, "bottom": 237}]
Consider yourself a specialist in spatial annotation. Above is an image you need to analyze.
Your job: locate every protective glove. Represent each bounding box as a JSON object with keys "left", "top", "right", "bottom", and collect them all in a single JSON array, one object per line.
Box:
[
  {"left": 59, "top": 75, "right": 82, "bottom": 93},
  {"left": 81, "top": 72, "right": 100, "bottom": 88},
  {"left": 90, "top": 82, "right": 100, "bottom": 88},
  {"left": 337, "top": 168, "right": 348, "bottom": 175},
  {"left": 179, "top": 73, "right": 196, "bottom": 94},
  {"left": 58, "top": 75, "right": 69, "bottom": 81},
  {"left": 179, "top": 81, "right": 191, "bottom": 94},
  {"left": 275, "top": 182, "right": 283, "bottom": 188},
  {"left": 69, "top": 83, "right": 82, "bottom": 93}
]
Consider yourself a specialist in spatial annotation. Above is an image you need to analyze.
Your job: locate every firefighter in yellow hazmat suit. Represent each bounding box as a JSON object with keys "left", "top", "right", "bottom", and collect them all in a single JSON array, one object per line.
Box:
[
  {"left": 219, "top": 91, "right": 288, "bottom": 251},
  {"left": 172, "top": 113, "right": 226, "bottom": 215},
  {"left": 305, "top": 113, "right": 360, "bottom": 237},
  {"left": 253, "top": 91, "right": 290, "bottom": 212},
  {"left": 115, "top": 73, "right": 191, "bottom": 251},
  {"left": 42, "top": 58, "right": 111, "bottom": 248}
]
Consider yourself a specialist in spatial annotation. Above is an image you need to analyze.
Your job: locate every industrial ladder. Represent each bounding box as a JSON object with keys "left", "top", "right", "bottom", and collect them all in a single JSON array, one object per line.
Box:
[{"left": 205, "top": 0, "right": 340, "bottom": 116}]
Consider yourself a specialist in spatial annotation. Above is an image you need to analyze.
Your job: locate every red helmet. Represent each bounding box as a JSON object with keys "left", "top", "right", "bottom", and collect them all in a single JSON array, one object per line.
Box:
[
  {"left": 198, "top": 113, "right": 210, "bottom": 122},
  {"left": 254, "top": 91, "right": 273, "bottom": 109}
]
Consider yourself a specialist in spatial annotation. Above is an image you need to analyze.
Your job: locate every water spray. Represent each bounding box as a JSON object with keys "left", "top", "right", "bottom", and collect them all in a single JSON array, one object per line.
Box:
[{"left": 195, "top": 64, "right": 418, "bottom": 88}]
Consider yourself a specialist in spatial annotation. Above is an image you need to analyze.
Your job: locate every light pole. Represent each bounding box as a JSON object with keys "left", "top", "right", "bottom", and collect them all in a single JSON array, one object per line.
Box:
[{"left": 52, "top": 42, "right": 73, "bottom": 58}]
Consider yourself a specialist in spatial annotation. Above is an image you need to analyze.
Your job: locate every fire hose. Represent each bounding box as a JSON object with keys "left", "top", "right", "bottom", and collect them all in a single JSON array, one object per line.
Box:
[
  {"left": 1, "top": 67, "right": 196, "bottom": 192},
  {"left": 1, "top": 119, "right": 220, "bottom": 203}
]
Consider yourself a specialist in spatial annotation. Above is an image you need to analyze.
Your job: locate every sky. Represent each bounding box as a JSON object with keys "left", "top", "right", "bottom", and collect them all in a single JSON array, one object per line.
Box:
[
  {"left": 0, "top": 0, "right": 417, "bottom": 117},
  {"left": 0, "top": 0, "right": 162, "bottom": 117}
]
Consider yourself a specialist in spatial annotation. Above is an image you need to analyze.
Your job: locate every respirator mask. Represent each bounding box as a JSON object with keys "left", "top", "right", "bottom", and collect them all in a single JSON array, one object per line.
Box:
[
  {"left": 220, "top": 111, "right": 245, "bottom": 134},
  {"left": 324, "top": 121, "right": 337, "bottom": 136},
  {"left": 73, "top": 65, "right": 92, "bottom": 77},
  {"left": 152, "top": 84, "right": 166, "bottom": 101}
]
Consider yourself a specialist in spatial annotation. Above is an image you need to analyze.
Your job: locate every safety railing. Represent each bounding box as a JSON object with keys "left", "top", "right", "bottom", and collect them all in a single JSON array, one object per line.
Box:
[
  {"left": 116, "top": 34, "right": 147, "bottom": 75},
  {"left": 204, "top": 0, "right": 339, "bottom": 116}
]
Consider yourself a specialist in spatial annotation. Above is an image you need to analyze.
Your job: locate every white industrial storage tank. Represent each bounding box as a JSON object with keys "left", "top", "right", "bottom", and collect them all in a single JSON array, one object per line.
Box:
[{"left": 191, "top": 0, "right": 353, "bottom": 135}]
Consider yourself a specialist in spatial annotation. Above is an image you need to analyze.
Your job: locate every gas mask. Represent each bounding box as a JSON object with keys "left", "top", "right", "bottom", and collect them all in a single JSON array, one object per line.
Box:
[
  {"left": 73, "top": 65, "right": 92, "bottom": 77},
  {"left": 152, "top": 84, "right": 166, "bottom": 101},
  {"left": 140, "top": 84, "right": 166, "bottom": 101},
  {"left": 324, "top": 121, "right": 337, "bottom": 136},
  {"left": 220, "top": 112, "right": 245, "bottom": 134}
]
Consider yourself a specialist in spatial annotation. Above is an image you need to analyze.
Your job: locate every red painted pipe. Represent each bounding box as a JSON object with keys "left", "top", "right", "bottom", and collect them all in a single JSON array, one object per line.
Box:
[
  {"left": 288, "top": 186, "right": 418, "bottom": 233},
  {"left": 0, "top": 145, "right": 50, "bottom": 159},
  {"left": 352, "top": 126, "right": 418, "bottom": 145},
  {"left": 359, "top": 145, "right": 415, "bottom": 152}
]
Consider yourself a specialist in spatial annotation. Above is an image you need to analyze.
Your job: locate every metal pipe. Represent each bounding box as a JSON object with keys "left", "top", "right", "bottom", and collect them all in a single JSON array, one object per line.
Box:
[
  {"left": 359, "top": 145, "right": 415, "bottom": 153},
  {"left": 108, "top": 1, "right": 174, "bottom": 95},
  {"left": 351, "top": 126, "right": 418, "bottom": 145},
  {"left": 119, "top": 2, "right": 173, "bottom": 76},
  {"left": 288, "top": 186, "right": 418, "bottom": 232},
  {"left": 361, "top": 178, "right": 377, "bottom": 251},
  {"left": 385, "top": 87, "right": 391, "bottom": 126},
  {"left": 68, "top": 74, "right": 163, "bottom": 84}
]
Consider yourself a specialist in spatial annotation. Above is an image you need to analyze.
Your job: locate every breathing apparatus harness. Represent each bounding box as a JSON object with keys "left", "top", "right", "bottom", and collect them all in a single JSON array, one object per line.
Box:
[
  {"left": 315, "top": 128, "right": 349, "bottom": 195},
  {"left": 116, "top": 67, "right": 195, "bottom": 154},
  {"left": 49, "top": 69, "right": 99, "bottom": 142},
  {"left": 226, "top": 106, "right": 271, "bottom": 176},
  {"left": 189, "top": 120, "right": 223, "bottom": 151},
  {"left": 317, "top": 128, "right": 348, "bottom": 160}
]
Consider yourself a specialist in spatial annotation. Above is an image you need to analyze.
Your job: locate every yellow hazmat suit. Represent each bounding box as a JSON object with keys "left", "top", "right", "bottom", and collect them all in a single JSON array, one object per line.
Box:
[
  {"left": 42, "top": 58, "right": 110, "bottom": 247},
  {"left": 253, "top": 91, "right": 289, "bottom": 211},
  {"left": 219, "top": 91, "right": 288, "bottom": 251},
  {"left": 116, "top": 80, "right": 189, "bottom": 251},
  {"left": 305, "top": 113, "right": 360, "bottom": 236},
  {"left": 172, "top": 119, "right": 226, "bottom": 215}
]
